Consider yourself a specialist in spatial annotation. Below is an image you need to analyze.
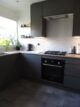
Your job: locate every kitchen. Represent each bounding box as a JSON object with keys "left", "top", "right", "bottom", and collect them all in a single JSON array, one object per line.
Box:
[{"left": 0, "top": 0, "right": 80, "bottom": 107}]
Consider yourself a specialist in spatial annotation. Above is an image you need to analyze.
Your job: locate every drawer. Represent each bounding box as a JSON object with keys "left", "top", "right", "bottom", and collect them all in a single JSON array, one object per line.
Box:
[
  {"left": 64, "top": 63, "right": 80, "bottom": 77},
  {"left": 64, "top": 75, "right": 80, "bottom": 90},
  {"left": 65, "top": 58, "right": 80, "bottom": 64}
]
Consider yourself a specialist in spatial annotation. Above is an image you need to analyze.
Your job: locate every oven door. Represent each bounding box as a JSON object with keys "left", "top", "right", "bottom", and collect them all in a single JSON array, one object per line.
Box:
[{"left": 42, "top": 63, "right": 64, "bottom": 83}]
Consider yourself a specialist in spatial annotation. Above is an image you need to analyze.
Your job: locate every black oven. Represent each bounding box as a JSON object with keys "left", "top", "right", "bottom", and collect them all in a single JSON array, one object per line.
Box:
[{"left": 41, "top": 58, "right": 65, "bottom": 83}]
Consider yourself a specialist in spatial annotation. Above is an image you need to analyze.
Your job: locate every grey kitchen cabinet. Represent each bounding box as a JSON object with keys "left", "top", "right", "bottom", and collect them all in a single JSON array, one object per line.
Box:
[
  {"left": 64, "top": 63, "right": 80, "bottom": 77},
  {"left": 43, "top": 0, "right": 74, "bottom": 17},
  {"left": 64, "top": 58, "right": 80, "bottom": 90},
  {"left": 21, "top": 54, "right": 41, "bottom": 80},
  {"left": 73, "top": 13, "right": 80, "bottom": 36},
  {"left": 44, "top": 0, "right": 80, "bottom": 36},
  {"left": 64, "top": 75, "right": 80, "bottom": 90},
  {"left": 64, "top": 57, "right": 80, "bottom": 77},
  {"left": 65, "top": 58, "right": 80, "bottom": 64},
  {"left": 0, "top": 54, "right": 19, "bottom": 90},
  {"left": 65, "top": 64, "right": 80, "bottom": 77},
  {"left": 31, "top": 0, "right": 80, "bottom": 37},
  {"left": 74, "top": 0, "right": 80, "bottom": 13},
  {"left": 16, "top": 53, "right": 24, "bottom": 78},
  {"left": 31, "top": 2, "right": 46, "bottom": 37},
  {"left": 72, "top": 0, "right": 80, "bottom": 36}
]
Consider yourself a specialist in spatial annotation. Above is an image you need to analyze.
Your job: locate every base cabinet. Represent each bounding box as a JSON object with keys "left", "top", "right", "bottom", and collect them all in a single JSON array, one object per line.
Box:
[
  {"left": 64, "top": 75, "right": 80, "bottom": 90},
  {"left": 21, "top": 54, "right": 41, "bottom": 81},
  {"left": 64, "top": 59, "right": 80, "bottom": 90},
  {"left": 64, "top": 63, "right": 80, "bottom": 77},
  {"left": 1, "top": 53, "right": 80, "bottom": 91},
  {"left": 0, "top": 54, "right": 18, "bottom": 89}
]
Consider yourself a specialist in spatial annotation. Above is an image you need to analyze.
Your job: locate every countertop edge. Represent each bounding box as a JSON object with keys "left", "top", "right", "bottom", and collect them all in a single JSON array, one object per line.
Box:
[{"left": 0, "top": 51, "right": 80, "bottom": 59}]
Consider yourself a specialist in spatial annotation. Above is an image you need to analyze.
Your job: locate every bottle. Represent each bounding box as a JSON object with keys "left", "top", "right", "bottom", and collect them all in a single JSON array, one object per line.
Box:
[{"left": 71, "top": 46, "right": 76, "bottom": 54}]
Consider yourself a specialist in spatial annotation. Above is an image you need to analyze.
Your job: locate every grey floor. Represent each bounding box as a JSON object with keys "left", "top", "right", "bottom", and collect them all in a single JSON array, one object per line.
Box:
[{"left": 0, "top": 80, "right": 80, "bottom": 107}]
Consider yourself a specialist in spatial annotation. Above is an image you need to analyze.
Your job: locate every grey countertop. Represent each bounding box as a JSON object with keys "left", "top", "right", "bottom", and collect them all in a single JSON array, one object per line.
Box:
[{"left": 1, "top": 51, "right": 80, "bottom": 59}]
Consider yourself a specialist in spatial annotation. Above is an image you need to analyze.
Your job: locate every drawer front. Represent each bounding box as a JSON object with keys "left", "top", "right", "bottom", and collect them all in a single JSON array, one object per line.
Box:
[
  {"left": 64, "top": 75, "right": 80, "bottom": 89},
  {"left": 64, "top": 63, "right": 80, "bottom": 77},
  {"left": 65, "top": 58, "right": 80, "bottom": 64}
]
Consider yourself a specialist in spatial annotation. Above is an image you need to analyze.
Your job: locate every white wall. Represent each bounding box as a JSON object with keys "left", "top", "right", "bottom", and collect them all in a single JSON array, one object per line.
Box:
[
  {"left": 46, "top": 14, "right": 80, "bottom": 53},
  {"left": 0, "top": 4, "right": 19, "bottom": 20}
]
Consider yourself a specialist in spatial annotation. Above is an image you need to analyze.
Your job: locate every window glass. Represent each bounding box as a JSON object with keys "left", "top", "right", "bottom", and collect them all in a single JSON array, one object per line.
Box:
[{"left": 0, "top": 16, "right": 17, "bottom": 46}]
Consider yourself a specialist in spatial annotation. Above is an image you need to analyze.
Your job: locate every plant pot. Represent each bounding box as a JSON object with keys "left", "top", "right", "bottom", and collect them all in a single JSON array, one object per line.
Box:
[{"left": 15, "top": 46, "right": 20, "bottom": 50}]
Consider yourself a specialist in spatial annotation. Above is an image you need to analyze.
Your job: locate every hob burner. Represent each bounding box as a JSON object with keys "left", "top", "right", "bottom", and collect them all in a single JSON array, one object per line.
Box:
[{"left": 44, "top": 51, "right": 66, "bottom": 55}]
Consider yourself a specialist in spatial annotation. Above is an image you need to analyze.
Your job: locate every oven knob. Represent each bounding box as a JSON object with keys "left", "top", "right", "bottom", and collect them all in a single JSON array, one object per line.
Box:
[
  {"left": 51, "top": 60, "right": 54, "bottom": 62},
  {"left": 51, "top": 61, "right": 54, "bottom": 63},
  {"left": 44, "top": 60, "right": 47, "bottom": 63},
  {"left": 58, "top": 61, "right": 60, "bottom": 65}
]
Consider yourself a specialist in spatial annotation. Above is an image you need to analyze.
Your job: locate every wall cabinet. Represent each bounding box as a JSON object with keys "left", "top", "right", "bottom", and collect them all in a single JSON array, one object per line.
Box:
[
  {"left": 74, "top": 0, "right": 80, "bottom": 13},
  {"left": 73, "top": 13, "right": 80, "bottom": 36},
  {"left": 31, "top": 0, "right": 80, "bottom": 37},
  {"left": 43, "top": 0, "right": 74, "bottom": 17},
  {"left": 31, "top": 2, "right": 46, "bottom": 37},
  {"left": 73, "top": 0, "right": 80, "bottom": 36},
  {"left": 21, "top": 54, "right": 41, "bottom": 81}
]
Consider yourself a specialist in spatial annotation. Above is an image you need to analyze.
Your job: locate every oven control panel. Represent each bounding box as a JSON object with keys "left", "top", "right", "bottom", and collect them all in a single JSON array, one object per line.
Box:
[{"left": 42, "top": 58, "right": 65, "bottom": 66}]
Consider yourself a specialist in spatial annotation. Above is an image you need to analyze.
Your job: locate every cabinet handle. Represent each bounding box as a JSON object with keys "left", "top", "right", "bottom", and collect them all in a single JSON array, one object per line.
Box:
[{"left": 42, "top": 63, "right": 62, "bottom": 68}]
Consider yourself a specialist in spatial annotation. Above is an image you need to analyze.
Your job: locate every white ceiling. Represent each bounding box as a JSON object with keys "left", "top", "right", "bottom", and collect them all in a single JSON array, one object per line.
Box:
[{"left": 0, "top": 0, "right": 45, "bottom": 12}]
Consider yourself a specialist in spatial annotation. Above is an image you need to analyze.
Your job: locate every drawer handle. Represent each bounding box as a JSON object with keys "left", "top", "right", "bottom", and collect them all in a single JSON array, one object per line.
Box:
[{"left": 42, "top": 63, "right": 62, "bottom": 68}]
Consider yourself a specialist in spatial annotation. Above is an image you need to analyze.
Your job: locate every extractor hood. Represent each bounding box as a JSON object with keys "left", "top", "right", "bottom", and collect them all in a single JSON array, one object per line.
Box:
[{"left": 44, "top": 14, "right": 69, "bottom": 21}]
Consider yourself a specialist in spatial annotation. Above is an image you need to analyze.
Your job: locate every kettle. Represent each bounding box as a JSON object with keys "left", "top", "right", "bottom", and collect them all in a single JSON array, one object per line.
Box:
[{"left": 27, "top": 44, "right": 34, "bottom": 51}]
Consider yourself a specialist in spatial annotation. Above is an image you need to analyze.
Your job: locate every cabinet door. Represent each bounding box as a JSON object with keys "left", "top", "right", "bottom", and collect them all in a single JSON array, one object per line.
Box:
[
  {"left": 73, "top": 13, "right": 80, "bottom": 36},
  {"left": 64, "top": 63, "right": 80, "bottom": 77},
  {"left": 64, "top": 75, "right": 80, "bottom": 90},
  {"left": 74, "top": 0, "right": 80, "bottom": 13},
  {"left": 22, "top": 54, "right": 41, "bottom": 80},
  {"left": 43, "top": 0, "right": 74, "bottom": 17},
  {"left": 0, "top": 54, "right": 18, "bottom": 89},
  {"left": 15, "top": 53, "right": 23, "bottom": 78},
  {"left": 73, "top": 0, "right": 80, "bottom": 36},
  {"left": 31, "top": 2, "right": 46, "bottom": 37}
]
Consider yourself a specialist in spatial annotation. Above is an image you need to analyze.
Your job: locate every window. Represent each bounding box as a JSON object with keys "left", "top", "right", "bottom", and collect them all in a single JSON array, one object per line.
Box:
[{"left": 0, "top": 16, "right": 17, "bottom": 46}]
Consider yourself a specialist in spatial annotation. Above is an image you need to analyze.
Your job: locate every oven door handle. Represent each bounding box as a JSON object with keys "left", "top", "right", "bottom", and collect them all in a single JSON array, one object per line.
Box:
[{"left": 42, "top": 63, "right": 62, "bottom": 68}]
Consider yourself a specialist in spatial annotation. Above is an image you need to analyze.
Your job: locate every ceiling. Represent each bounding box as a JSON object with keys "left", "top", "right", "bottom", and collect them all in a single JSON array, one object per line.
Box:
[{"left": 0, "top": 0, "right": 45, "bottom": 12}]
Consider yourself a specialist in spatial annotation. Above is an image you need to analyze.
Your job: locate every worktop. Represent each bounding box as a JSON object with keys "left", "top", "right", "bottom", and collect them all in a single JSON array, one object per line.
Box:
[{"left": 2, "top": 51, "right": 80, "bottom": 59}]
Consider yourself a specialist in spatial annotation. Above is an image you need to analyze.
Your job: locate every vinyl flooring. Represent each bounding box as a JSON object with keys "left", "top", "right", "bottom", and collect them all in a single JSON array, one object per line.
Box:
[{"left": 0, "top": 79, "right": 80, "bottom": 107}]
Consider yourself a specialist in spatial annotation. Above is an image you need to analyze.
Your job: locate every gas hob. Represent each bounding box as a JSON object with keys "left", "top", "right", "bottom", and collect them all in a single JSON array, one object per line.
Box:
[{"left": 44, "top": 51, "right": 67, "bottom": 56}]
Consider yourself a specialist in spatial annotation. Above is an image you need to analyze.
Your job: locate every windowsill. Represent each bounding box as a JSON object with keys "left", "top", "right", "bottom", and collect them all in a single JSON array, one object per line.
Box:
[{"left": 0, "top": 45, "right": 16, "bottom": 53}]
